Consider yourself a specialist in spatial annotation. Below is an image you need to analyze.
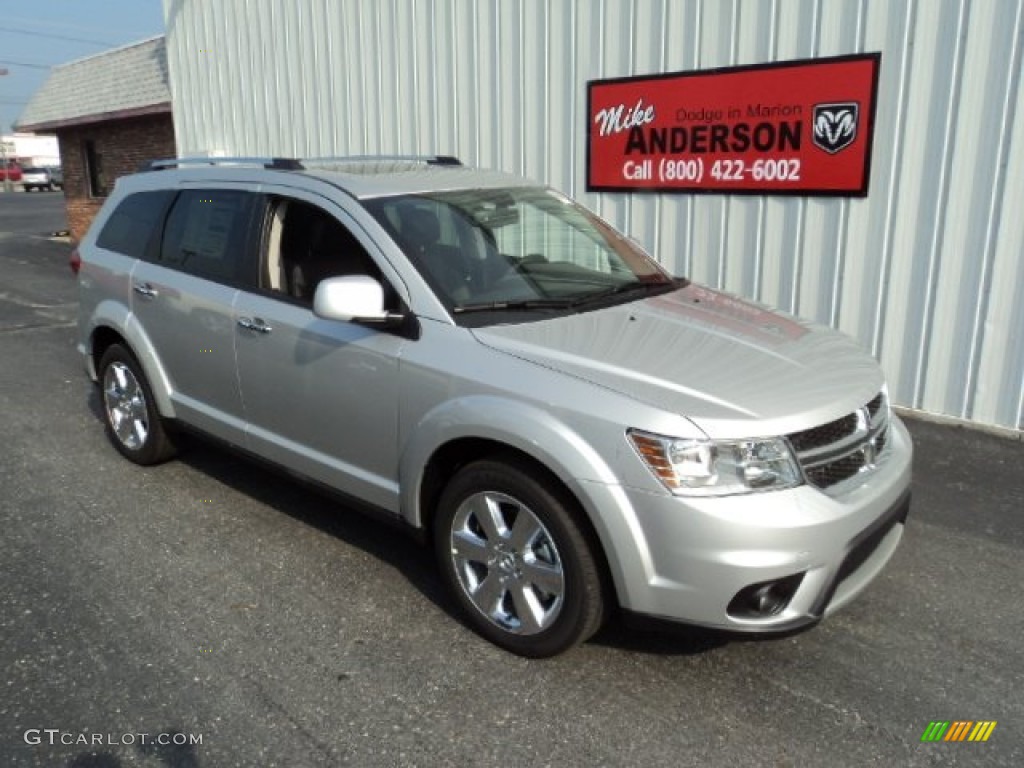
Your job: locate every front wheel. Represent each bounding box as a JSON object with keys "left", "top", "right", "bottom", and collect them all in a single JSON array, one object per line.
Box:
[
  {"left": 98, "top": 344, "right": 177, "bottom": 465},
  {"left": 433, "top": 458, "right": 607, "bottom": 657}
]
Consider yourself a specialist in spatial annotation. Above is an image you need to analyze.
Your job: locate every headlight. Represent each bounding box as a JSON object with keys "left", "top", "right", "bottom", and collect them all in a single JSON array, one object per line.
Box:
[{"left": 627, "top": 429, "right": 802, "bottom": 496}]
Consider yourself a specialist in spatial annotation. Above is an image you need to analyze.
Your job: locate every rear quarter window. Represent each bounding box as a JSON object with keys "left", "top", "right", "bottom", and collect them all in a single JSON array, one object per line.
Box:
[{"left": 96, "top": 190, "right": 175, "bottom": 259}]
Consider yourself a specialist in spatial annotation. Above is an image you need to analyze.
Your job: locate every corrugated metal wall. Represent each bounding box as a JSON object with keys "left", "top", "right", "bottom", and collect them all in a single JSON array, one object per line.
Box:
[{"left": 163, "top": 0, "right": 1024, "bottom": 431}]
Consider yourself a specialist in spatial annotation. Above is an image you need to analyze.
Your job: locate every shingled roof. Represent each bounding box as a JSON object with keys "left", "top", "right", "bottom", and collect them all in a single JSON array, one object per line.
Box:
[{"left": 16, "top": 35, "right": 170, "bottom": 133}]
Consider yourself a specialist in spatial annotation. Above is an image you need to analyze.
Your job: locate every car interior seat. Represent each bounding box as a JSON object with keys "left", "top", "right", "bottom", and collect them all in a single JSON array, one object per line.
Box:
[
  {"left": 396, "top": 204, "right": 471, "bottom": 301},
  {"left": 289, "top": 211, "right": 378, "bottom": 303}
]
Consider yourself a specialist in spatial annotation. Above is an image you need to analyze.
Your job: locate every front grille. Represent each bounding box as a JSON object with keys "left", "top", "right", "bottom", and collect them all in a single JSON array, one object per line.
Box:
[
  {"left": 866, "top": 392, "right": 885, "bottom": 419},
  {"left": 788, "top": 413, "right": 858, "bottom": 453},
  {"left": 875, "top": 428, "right": 888, "bottom": 453},
  {"left": 788, "top": 391, "right": 890, "bottom": 491},
  {"left": 805, "top": 453, "right": 868, "bottom": 487}
]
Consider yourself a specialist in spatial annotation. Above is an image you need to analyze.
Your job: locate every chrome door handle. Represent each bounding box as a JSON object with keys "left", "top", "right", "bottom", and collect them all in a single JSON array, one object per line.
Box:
[
  {"left": 133, "top": 282, "right": 158, "bottom": 298},
  {"left": 237, "top": 316, "right": 273, "bottom": 334}
]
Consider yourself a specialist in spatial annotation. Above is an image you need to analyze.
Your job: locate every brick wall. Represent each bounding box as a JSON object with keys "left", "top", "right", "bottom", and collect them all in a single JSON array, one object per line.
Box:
[{"left": 58, "top": 113, "right": 176, "bottom": 242}]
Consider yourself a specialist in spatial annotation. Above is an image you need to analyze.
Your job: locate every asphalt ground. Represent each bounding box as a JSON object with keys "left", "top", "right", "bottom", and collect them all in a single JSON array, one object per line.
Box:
[{"left": 1, "top": 193, "right": 1021, "bottom": 767}]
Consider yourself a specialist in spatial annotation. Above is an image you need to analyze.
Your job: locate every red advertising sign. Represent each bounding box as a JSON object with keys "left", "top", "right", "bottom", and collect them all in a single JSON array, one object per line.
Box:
[{"left": 587, "top": 54, "right": 880, "bottom": 196}]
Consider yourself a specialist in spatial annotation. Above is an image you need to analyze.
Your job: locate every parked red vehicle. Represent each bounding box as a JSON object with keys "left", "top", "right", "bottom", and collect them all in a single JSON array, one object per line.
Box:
[{"left": 0, "top": 162, "right": 23, "bottom": 182}]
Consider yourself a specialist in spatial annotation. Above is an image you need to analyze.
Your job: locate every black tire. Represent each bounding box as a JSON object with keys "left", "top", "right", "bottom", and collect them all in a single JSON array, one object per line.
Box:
[
  {"left": 97, "top": 344, "right": 177, "bottom": 465},
  {"left": 433, "top": 457, "right": 607, "bottom": 657}
]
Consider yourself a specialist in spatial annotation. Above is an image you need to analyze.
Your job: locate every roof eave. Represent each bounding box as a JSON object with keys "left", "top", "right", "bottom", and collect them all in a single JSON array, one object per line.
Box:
[{"left": 16, "top": 101, "right": 172, "bottom": 135}]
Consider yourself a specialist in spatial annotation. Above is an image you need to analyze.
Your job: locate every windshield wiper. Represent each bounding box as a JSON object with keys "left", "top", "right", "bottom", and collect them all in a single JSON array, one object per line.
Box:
[
  {"left": 453, "top": 298, "right": 575, "bottom": 314},
  {"left": 453, "top": 279, "right": 682, "bottom": 315},
  {"left": 565, "top": 279, "right": 677, "bottom": 307}
]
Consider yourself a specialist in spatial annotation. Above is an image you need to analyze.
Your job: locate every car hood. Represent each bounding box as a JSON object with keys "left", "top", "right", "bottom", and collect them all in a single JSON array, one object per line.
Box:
[{"left": 471, "top": 283, "right": 885, "bottom": 438}]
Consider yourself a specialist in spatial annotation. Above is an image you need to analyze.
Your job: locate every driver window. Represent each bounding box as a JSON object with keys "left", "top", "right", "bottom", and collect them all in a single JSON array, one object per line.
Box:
[{"left": 263, "top": 197, "right": 384, "bottom": 305}]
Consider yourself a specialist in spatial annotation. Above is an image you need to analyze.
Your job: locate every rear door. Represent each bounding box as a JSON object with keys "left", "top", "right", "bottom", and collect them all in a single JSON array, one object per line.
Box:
[
  {"left": 233, "top": 190, "right": 407, "bottom": 512},
  {"left": 130, "top": 186, "right": 258, "bottom": 444}
]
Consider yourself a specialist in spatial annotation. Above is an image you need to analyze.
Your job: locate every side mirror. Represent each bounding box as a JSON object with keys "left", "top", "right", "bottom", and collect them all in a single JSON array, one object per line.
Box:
[{"left": 313, "top": 275, "right": 398, "bottom": 324}]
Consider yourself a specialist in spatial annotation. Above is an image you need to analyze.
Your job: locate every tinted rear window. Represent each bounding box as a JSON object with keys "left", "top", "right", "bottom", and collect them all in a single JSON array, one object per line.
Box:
[
  {"left": 159, "top": 190, "right": 255, "bottom": 283},
  {"left": 96, "top": 191, "right": 175, "bottom": 259}
]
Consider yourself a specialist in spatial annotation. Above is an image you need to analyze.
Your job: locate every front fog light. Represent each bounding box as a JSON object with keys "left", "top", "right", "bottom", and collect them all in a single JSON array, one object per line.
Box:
[
  {"left": 628, "top": 430, "right": 802, "bottom": 496},
  {"left": 728, "top": 573, "right": 805, "bottom": 618}
]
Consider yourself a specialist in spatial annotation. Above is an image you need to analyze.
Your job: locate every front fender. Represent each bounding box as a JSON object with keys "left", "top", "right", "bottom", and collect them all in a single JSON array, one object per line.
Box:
[{"left": 399, "top": 395, "right": 658, "bottom": 602}]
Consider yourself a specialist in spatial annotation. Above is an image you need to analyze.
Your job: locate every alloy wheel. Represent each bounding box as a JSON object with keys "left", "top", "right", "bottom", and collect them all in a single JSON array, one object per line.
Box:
[
  {"left": 103, "top": 361, "right": 150, "bottom": 450},
  {"left": 449, "top": 491, "right": 565, "bottom": 635}
]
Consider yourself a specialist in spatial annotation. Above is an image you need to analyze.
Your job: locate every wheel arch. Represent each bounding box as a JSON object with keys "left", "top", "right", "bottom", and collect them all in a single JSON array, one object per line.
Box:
[
  {"left": 418, "top": 437, "right": 595, "bottom": 539},
  {"left": 421, "top": 437, "right": 618, "bottom": 615},
  {"left": 90, "top": 326, "right": 126, "bottom": 371},
  {"left": 87, "top": 309, "right": 176, "bottom": 418},
  {"left": 401, "top": 396, "right": 652, "bottom": 611}
]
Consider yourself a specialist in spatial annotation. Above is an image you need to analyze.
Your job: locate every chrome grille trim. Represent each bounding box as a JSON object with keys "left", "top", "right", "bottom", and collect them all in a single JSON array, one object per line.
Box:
[{"left": 788, "top": 391, "right": 891, "bottom": 490}]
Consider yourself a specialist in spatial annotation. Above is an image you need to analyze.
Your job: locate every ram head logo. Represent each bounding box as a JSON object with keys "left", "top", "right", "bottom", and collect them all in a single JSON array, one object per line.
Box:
[{"left": 812, "top": 102, "right": 859, "bottom": 154}]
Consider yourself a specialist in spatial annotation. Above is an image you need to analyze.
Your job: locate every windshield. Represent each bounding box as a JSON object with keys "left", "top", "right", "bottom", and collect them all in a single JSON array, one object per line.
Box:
[{"left": 364, "top": 187, "right": 680, "bottom": 324}]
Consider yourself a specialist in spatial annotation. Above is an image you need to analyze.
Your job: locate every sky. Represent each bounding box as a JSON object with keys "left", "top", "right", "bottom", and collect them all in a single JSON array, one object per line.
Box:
[{"left": 0, "top": 0, "right": 166, "bottom": 132}]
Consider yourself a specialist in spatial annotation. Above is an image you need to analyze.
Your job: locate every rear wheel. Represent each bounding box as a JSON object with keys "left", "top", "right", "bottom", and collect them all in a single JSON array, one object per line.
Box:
[
  {"left": 98, "top": 344, "right": 176, "bottom": 465},
  {"left": 434, "top": 458, "right": 606, "bottom": 657}
]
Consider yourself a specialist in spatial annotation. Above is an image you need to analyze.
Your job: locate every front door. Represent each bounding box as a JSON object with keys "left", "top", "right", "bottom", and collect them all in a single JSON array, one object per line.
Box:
[{"left": 233, "top": 193, "right": 406, "bottom": 513}]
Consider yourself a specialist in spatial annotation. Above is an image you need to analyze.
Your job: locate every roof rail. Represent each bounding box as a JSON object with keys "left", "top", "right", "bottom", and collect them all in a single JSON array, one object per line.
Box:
[
  {"left": 301, "top": 154, "right": 462, "bottom": 167},
  {"left": 139, "top": 157, "right": 303, "bottom": 172}
]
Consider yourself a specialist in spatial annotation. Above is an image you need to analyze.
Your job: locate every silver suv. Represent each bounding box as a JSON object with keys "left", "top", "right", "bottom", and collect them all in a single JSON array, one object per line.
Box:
[
  {"left": 75, "top": 156, "right": 911, "bottom": 657},
  {"left": 21, "top": 166, "right": 56, "bottom": 192}
]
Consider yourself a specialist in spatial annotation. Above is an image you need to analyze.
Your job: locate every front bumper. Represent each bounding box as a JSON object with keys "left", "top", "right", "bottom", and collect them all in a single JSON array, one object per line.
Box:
[{"left": 600, "top": 415, "right": 913, "bottom": 631}]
